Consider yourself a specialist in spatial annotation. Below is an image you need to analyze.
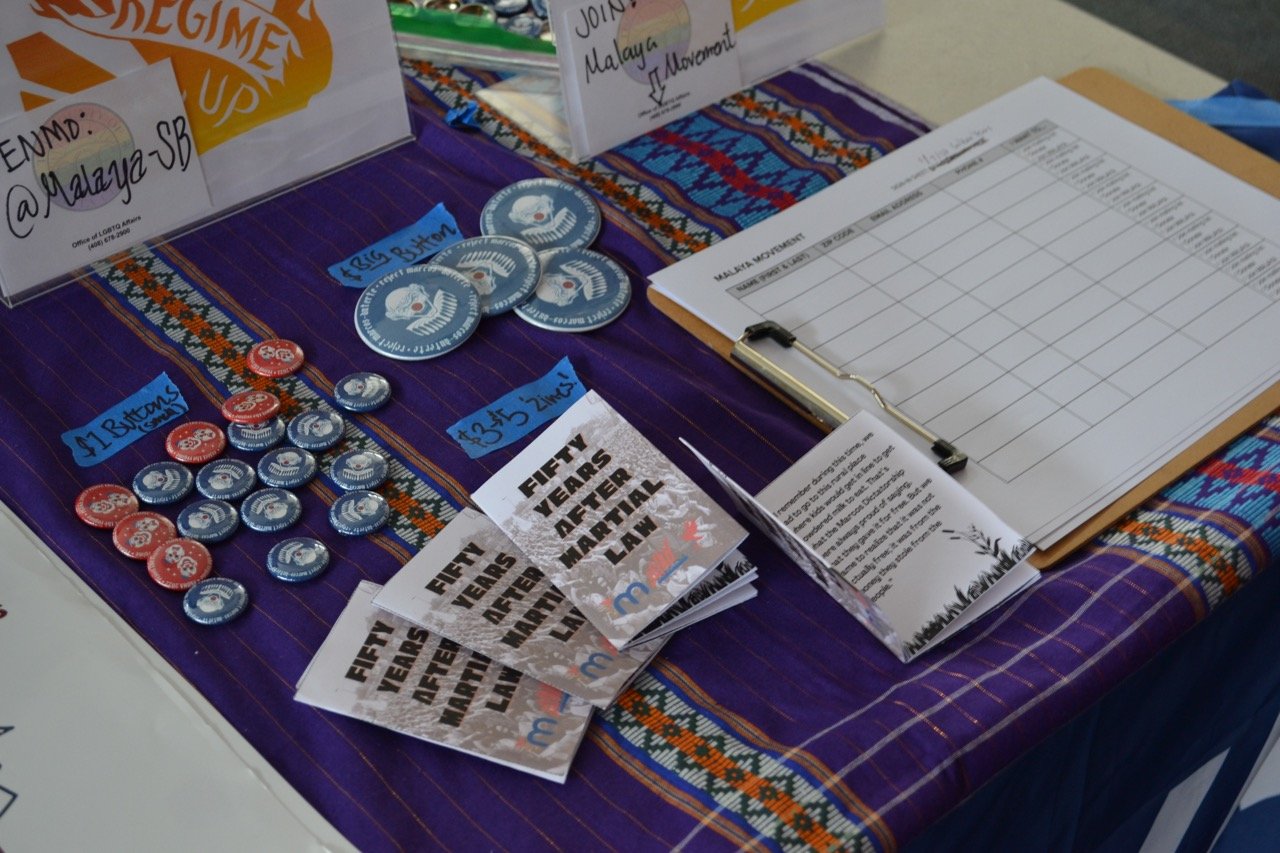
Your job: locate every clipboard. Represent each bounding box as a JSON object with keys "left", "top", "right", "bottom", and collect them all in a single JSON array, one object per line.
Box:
[{"left": 648, "top": 68, "right": 1280, "bottom": 570}]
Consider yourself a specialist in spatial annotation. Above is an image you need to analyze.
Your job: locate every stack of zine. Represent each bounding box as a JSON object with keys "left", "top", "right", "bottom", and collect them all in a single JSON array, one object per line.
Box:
[{"left": 295, "top": 391, "right": 754, "bottom": 782}]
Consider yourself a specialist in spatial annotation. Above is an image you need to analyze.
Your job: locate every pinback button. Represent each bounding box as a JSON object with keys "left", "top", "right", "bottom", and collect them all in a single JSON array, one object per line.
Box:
[
  {"left": 429, "top": 235, "right": 541, "bottom": 316},
  {"left": 257, "top": 447, "right": 318, "bottom": 489},
  {"left": 329, "top": 448, "right": 390, "bottom": 491},
  {"left": 196, "top": 458, "right": 256, "bottom": 501},
  {"left": 112, "top": 511, "right": 177, "bottom": 560},
  {"left": 286, "top": 409, "right": 345, "bottom": 451},
  {"left": 333, "top": 372, "right": 391, "bottom": 413},
  {"left": 177, "top": 499, "right": 240, "bottom": 544},
  {"left": 480, "top": 178, "right": 601, "bottom": 250},
  {"left": 165, "top": 420, "right": 227, "bottom": 465},
  {"left": 240, "top": 488, "right": 302, "bottom": 533},
  {"left": 353, "top": 265, "right": 481, "bottom": 361},
  {"left": 266, "top": 537, "right": 331, "bottom": 583},
  {"left": 247, "top": 338, "right": 304, "bottom": 378},
  {"left": 500, "top": 12, "right": 546, "bottom": 37},
  {"left": 456, "top": 3, "right": 496, "bottom": 22},
  {"left": 183, "top": 577, "right": 249, "bottom": 626},
  {"left": 492, "top": 0, "right": 528, "bottom": 15},
  {"left": 132, "top": 460, "right": 195, "bottom": 505},
  {"left": 147, "top": 538, "right": 213, "bottom": 591},
  {"left": 75, "top": 483, "right": 139, "bottom": 529},
  {"left": 329, "top": 490, "right": 390, "bottom": 537},
  {"left": 226, "top": 416, "right": 286, "bottom": 452},
  {"left": 221, "top": 389, "right": 281, "bottom": 424},
  {"left": 515, "top": 247, "right": 632, "bottom": 332}
]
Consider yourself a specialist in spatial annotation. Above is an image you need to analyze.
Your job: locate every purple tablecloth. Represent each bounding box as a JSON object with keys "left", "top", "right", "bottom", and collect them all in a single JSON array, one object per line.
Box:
[{"left": 2, "top": 59, "right": 1278, "bottom": 850}]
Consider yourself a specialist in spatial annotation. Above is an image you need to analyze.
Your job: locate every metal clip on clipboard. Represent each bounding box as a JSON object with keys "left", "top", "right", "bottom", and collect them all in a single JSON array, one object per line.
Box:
[{"left": 732, "top": 321, "right": 969, "bottom": 474}]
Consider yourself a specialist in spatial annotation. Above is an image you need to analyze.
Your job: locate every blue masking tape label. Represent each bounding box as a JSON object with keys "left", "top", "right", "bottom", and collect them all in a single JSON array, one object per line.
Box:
[
  {"left": 61, "top": 372, "right": 188, "bottom": 467},
  {"left": 449, "top": 357, "right": 586, "bottom": 459},
  {"left": 329, "top": 203, "right": 463, "bottom": 288}
]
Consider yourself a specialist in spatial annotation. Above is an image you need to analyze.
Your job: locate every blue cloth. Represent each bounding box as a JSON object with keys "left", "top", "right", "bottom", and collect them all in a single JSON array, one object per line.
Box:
[
  {"left": 1216, "top": 796, "right": 1280, "bottom": 853},
  {"left": 1170, "top": 80, "right": 1280, "bottom": 161}
]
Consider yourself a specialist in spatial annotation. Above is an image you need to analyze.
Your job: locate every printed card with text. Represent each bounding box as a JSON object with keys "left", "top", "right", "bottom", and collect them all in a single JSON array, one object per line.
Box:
[
  {"left": 686, "top": 411, "right": 1039, "bottom": 662},
  {"left": 295, "top": 582, "right": 593, "bottom": 783},
  {"left": 0, "top": 0, "right": 409, "bottom": 303},
  {"left": 0, "top": 62, "right": 211, "bottom": 299},
  {"left": 472, "top": 390, "right": 747, "bottom": 649},
  {"left": 551, "top": 0, "right": 742, "bottom": 158},
  {"left": 374, "top": 508, "right": 665, "bottom": 709}
]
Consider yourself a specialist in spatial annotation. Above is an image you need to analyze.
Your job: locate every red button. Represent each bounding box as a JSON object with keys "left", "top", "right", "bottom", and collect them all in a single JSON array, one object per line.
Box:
[
  {"left": 247, "top": 339, "right": 305, "bottom": 378},
  {"left": 221, "top": 389, "right": 282, "bottom": 424},
  {"left": 147, "top": 538, "right": 213, "bottom": 590},
  {"left": 75, "top": 484, "right": 139, "bottom": 529},
  {"left": 112, "top": 511, "right": 177, "bottom": 560},
  {"left": 165, "top": 421, "right": 227, "bottom": 464}
]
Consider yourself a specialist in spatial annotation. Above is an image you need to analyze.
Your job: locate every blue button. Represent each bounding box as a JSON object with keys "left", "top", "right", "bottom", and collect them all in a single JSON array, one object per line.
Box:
[
  {"left": 257, "top": 446, "right": 318, "bottom": 489},
  {"left": 329, "top": 490, "right": 390, "bottom": 536},
  {"left": 287, "top": 409, "right": 346, "bottom": 451},
  {"left": 333, "top": 372, "right": 392, "bottom": 413},
  {"left": 515, "top": 247, "right": 632, "bottom": 332},
  {"left": 240, "top": 488, "right": 303, "bottom": 533},
  {"left": 226, "top": 417, "right": 286, "bottom": 452},
  {"left": 353, "top": 265, "right": 481, "bottom": 361},
  {"left": 329, "top": 448, "right": 390, "bottom": 492},
  {"left": 480, "top": 178, "right": 601, "bottom": 250},
  {"left": 266, "top": 537, "right": 331, "bottom": 583},
  {"left": 177, "top": 499, "right": 240, "bottom": 543},
  {"left": 183, "top": 577, "right": 249, "bottom": 626},
  {"left": 429, "top": 235, "right": 541, "bottom": 316},
  {"left": 196, "top": 458, "right": 256, "bottom": 501},
  {"left": 132, "top": 460, "right": 195, "bottom": 505}
]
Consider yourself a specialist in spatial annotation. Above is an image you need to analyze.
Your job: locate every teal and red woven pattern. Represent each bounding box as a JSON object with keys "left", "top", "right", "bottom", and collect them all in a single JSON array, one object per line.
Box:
[{"left": 2, "top": 59, "right": 1276, "bottom": 852}]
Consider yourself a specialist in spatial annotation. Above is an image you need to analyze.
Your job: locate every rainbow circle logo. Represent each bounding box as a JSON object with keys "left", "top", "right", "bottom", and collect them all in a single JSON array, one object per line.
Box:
[
  {"left": 32, "top": 103, "right": 135, "bottom": 212},
  {"left": 617, "top": 0, "right": 692, "bottom": 85}
]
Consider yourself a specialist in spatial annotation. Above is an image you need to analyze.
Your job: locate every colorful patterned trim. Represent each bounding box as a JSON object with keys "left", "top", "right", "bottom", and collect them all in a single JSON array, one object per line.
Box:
[
  {"left": 599, "top": 666, "right": 885, "bottom": 852},
  {"left": 723, "top": 83, "right": 880, "bottom": 174},
  {"left": 85, "top": 247, "right": 460, "bottom": 555},
  {"left": 1093, "top": 419, "right": 1280, "bottom": 611},
  {"left": 403, "top": 60, "right": 725, "bottom": 260},
  {"left": 400, "top": 58, "right": 903, "bottom": 263}
]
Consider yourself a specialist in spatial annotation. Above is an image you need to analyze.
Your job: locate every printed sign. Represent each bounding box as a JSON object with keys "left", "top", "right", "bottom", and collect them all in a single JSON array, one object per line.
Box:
[
  {"left": 0, "top": 62, "right": 212, "bottom": 294},
  {"left": 0, "top": 0, "right": 410, "bottom": 302},
  {"left": 552, "top": 0, "right": 742, "bottom": 158},
  {"left": 544, "top": 0, "right": 884, "bottom": 159}
]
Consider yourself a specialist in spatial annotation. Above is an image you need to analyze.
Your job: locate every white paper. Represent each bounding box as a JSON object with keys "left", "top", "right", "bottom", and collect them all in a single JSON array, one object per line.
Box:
[
  {"left": 0, "top": 503, "right": 348, "bottom": 851},
  {"left": 472, "top": 391, "right": 747, "bottom": 649},
  {"left": 0, "top": 62, "right": 211, "bottom": 295},
  {"left": 374, "top": 508, "right": 664, "bottom": 709},
  {"left": 0, "top": 0, "right": 409, "bottom": 300},
  {"left": 296, "top": 582, "right": 594, "bottom": 784},
  {"left": 552, "top": 0, "right": 742, "bottom": 158},
  {"left": 650, "top": 77, "right": 1280, "bottom": 547},
  {"left": 687, "top": 411, "right": 1039, "bottom": 661}
]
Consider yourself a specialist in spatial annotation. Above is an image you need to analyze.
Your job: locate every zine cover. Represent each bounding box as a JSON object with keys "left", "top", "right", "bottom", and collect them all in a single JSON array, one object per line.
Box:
[
  {"left": 374, "top": 508, "right": 665, "bottom": 709},
  {"left": 472, "top": 390, "right": 748, "bottom": 649},
  {"left": 295, "top": 582, "right": 593, "bottom": 783},
  {"left": 685, "top": 411, "right": 1040, "bottom": 662}
]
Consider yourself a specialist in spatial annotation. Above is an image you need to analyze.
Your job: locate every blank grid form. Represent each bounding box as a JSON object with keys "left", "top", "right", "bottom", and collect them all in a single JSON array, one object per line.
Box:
[{"left": 732, "top": 120, "right": 1280, "bottom": 483}]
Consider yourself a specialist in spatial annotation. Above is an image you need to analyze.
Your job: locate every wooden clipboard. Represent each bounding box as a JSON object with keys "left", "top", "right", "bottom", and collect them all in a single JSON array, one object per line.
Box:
[{"left": 648, "top": 67, "right": 1280, "bottom": 570}]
